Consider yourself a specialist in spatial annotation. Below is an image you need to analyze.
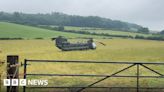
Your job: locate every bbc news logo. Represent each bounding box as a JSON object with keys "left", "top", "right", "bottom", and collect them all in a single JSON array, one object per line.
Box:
[{"left": 4, "top": 79, "right": 48, "bottom": 86}]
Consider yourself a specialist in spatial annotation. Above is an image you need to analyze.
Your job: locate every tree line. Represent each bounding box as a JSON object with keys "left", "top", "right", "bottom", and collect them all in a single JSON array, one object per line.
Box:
[{"left": 0, "top": 11, "right": 145, "bottom": 32}]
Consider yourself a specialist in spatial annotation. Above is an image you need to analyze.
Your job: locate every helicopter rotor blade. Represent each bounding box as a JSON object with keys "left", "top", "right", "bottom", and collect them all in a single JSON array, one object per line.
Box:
[{"left": 94, "top": 40, "right": 106, "bottom": 46}]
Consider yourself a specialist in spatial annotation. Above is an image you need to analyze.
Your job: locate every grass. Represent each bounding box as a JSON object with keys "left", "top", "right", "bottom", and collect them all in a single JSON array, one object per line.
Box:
[
  {"left": 0, "top": 39, "right": 164, "bottom": 89},
  {"left": 1, "top": 39, "right": 164, "bottom": 61},
  {"left": 0, "top": 22, "right": 103, "bottom": 39}
]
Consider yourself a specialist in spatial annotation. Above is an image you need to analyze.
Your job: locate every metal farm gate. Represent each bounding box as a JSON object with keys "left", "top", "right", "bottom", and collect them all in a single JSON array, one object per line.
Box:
[{"left": 23, "top": 59, "right": 164, "bottom": 92}]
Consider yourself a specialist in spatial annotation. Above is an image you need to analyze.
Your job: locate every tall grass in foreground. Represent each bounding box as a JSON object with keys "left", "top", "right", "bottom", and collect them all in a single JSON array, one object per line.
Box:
[{"left": 0, "top": 39, "right": 164, "bottom": 89}]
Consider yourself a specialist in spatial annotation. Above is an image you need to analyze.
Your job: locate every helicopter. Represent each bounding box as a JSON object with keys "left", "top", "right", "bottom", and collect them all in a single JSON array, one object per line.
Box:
[{"left": 52, "top": 36, "right": 97, "bottom": 51}]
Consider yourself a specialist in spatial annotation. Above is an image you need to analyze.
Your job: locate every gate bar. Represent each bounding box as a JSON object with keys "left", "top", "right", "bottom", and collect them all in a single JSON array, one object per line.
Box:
[
  {"left": 140, "top": 64, "right": 163, "bottom": 76},
  {"left": 24, "top": 59, "right": 164, "bottom": 92},
  {"left": 76, "top": 64, "right": 136, "bottom": 92},
  {"left": 137, "top": 64, "right": 139, "bottom": 92},
  {"left": 23, "top": 59, "right": 27, "bottom": 92},
  {"left": 26, "top": 74, "right": 164, "bottom": 78},
  {"left": 26, "top": 59, "right": 164, "bottom": 65},
  {"left": 26, "top": 86, "right": 164, "bottom": 89}
]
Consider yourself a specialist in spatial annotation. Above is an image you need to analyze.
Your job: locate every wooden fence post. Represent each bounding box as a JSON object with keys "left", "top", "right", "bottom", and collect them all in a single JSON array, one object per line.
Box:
[{"left": 7, "top": 55, "right": 19, "bottom": 92}]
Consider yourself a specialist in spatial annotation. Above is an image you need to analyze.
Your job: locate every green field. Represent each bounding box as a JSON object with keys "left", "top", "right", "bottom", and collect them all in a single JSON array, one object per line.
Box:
[
  {"left": 0, "top": 22, "right": 102, "bottom": 39},
  {"left": 0, "top": 22, "right": 156, "bottom": 39}
]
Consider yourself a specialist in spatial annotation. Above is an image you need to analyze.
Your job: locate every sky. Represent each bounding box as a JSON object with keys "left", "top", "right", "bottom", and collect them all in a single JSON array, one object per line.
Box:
[{"left": 0, "top": 0, "right": 164, "bottom": 31}]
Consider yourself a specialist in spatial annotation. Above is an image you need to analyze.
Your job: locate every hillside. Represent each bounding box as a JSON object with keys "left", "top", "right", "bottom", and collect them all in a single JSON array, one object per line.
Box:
[
  {"left": 0, "top": 22, "right": 102, "bottom": 39},
  {"left": 0, "top": 12, "right": 143, "bottom": 32}
]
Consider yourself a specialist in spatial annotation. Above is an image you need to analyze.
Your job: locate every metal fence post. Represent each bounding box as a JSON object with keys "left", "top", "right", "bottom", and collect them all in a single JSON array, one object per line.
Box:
[
  {"left": 136, "top": 64, "right": 140, "bottom": 92},
  {"left": 23, "top": 59, "right": 27, "bottom": 92},
  {"left": 0, "top": 61, "right": 4, "bottom": 92},
  {"left": 7, "top": 55, "right": 19, "bottom": 92}
]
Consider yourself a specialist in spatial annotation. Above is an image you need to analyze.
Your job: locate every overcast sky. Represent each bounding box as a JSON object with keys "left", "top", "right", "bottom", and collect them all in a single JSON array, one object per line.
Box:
[{"left": 0, "top": 0, "right": 164, "bottom": 31}]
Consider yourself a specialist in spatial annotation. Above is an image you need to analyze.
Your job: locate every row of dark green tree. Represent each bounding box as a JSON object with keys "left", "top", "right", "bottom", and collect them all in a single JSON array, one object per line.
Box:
[{"left": 0, "top": 11, "right": 146, "bottom": 32}]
